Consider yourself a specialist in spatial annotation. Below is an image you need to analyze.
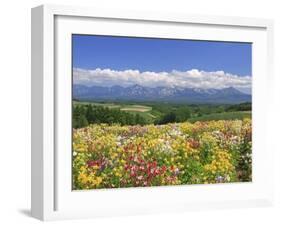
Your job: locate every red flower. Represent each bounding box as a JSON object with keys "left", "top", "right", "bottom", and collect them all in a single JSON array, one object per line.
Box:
[
  {"left": 188, "top": 138, "right": 200, "bottom": 148},
  {"left": 161, "top": 165, "right": 167, "bottom": 173},
  {"left": 87, "top": 160, "right": 98, "bottom": 167}
]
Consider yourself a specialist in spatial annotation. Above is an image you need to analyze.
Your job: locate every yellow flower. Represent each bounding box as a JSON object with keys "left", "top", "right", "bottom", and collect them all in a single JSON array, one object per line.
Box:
[
  {"left": 115, "top": 172, "right": 122, "bottom": 177},
  {"left": 92, "top": 165, "right": 99, "bottom": 170},
  {"left": 73, "top": 119, "right": 251, "bottom": 189},
  {"left": 78, "top": 173, "right": 88, "bottom": 184}
]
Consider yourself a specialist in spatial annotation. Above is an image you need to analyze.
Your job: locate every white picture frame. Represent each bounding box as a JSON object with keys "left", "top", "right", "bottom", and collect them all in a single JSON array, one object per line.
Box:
[{"left": 31, "top": 4, "right": 274, "bottom": 221}]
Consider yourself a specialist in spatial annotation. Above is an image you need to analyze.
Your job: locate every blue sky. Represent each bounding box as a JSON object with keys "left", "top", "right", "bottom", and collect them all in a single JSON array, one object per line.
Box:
[
  {"left": 73, "top": 34, "right": 251, "bottom": 76},
  {"left": 72, "top": 35, "right": 252, "bottom": 93}
]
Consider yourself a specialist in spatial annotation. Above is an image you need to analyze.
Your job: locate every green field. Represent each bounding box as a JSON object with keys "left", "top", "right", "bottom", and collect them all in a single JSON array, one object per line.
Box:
[
  {"left": 73, "top": 101, "right": 121, "bottom": 109},
  {"left": 74, "top": 101, "right": 151, "bottom": 111},
  {"left": 73, "top": 100, "right": 251, "bottom": 126},
  {"left": 120, "top": 105, "right": 152, "bottom": 112},
  {"left": 188, "top": 111, "right": 251, "bottom": 123},
  {"left": 74, "top": 101, "right": 156, "bottom": 123}
]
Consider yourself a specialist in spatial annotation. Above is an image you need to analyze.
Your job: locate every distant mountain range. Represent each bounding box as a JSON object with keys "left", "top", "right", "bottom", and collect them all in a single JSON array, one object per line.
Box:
[{"left": 73, "top": 84, "right": 251, "bottom": 104}]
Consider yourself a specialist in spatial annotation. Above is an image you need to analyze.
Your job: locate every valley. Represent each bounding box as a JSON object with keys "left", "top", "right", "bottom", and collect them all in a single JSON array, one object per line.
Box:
[{"left": 73, "top": 100, "right": 251, "bottom": 128}]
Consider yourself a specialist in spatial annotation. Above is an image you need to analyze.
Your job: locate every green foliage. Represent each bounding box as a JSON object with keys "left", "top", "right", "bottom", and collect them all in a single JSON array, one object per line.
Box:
[
  {"left": 157, "top": 112, "right": 177, "bottom": 124},
  {"left": 73, "top": 105, "right": 89, "bottom": 128},
  {"left": 226, "top": 102, "right": 251, "bottom": 112},
  {"left": 135, "top": 113, "right": 146, "bottom": 125},
  {"left": 73, "top": 100, "right": 252, "bottom": 127},
  {"left": 175, "top": 106, "right": 191, "bottom": 122},
  {"left": 156, "top": 106, "right": 191, "bottom": 124},
  {"left": 73, "top": 104, "right": 148, "bottom": 128},
  {"left": 188, "top": 111, "right": 251, "bottom": 123}
]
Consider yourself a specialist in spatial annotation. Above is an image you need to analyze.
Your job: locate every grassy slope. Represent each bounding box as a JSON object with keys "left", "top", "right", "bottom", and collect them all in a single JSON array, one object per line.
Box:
[
  {"left": 74, "top": 101, "right": 157, "bottom": 122},
  {"left": 74, "top": 101, "right": 251, "bottom": 124},
  {"left": 188, "top": 111, "right": 251, "bottom": 123}
]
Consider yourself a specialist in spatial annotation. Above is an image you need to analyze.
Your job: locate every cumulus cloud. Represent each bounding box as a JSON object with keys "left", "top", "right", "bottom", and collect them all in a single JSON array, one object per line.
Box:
[{"left": 73, "top": 68, "right": 252, "bottom": 93}]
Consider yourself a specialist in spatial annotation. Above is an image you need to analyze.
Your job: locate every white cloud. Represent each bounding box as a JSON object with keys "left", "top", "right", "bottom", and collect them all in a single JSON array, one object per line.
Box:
[{"left": 73, "top": 68, "right": 252, "bottom": 93}]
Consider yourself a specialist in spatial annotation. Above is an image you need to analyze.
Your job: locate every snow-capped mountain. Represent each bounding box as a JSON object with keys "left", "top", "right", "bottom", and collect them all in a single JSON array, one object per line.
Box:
[{"left": 73, "top": 84, "right": 251, "bottom": 104}]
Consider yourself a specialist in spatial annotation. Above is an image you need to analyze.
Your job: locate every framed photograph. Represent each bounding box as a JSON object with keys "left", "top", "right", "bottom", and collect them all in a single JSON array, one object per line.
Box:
[{"left": 31, "top": 4, "right": 274, "bottom": 221}]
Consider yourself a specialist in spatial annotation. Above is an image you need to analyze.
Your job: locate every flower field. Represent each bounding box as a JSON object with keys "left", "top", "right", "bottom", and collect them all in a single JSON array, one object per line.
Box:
[{"left": 73, "top": 119, "right": 252, "bottom": 190}]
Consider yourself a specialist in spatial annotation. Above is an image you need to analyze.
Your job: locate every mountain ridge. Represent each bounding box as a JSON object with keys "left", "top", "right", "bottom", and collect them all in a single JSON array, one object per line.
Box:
[{"left": 73, "top": 84, "right": 251, "bottom": 104}]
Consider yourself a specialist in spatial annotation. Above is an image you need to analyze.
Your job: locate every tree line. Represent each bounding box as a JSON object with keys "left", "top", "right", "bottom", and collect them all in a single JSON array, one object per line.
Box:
[
  {"left": 73, "top": 105, "right": 147, "bottom": 128},
  {"left": 73, "top": 102, "right": 251, "bottom": 128}
]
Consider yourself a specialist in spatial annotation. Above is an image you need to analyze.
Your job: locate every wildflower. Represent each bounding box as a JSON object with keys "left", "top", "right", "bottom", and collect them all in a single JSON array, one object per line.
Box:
[{"left": 73, "top": 119, "right": 251, "bottom": 189}]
